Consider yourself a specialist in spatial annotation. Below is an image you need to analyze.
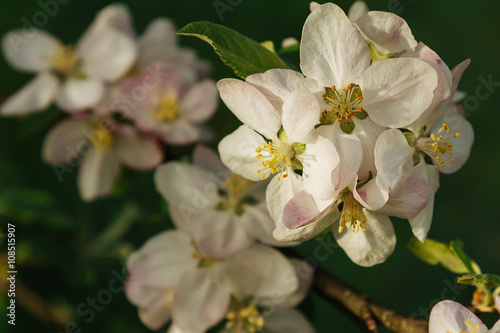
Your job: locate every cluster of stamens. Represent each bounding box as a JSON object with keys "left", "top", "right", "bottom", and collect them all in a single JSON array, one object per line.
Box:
[
  {"left": 322, "top": 83, "right": 364, "bottom": 125},
  {"left": 50, "top": 43, "right": 79, "bottom": 75},
  {"left": 219, "top": 173, "right": 251, "bottom": 212},
  {"left": 416, "top": 123, "right": 461, "bottom": 168},
  {"left": 191, "top": 241, "right": 216, "bottom": 269},
  {"left": 90, "top": 127, "right": 115, "bottom": 150},
  {"left": 154, "top": 94, "right": 179, "bottom": 122},
  {"left": 256, "top": 142, "right": 294, "bottom": 181},
  {"left": 339, "top": 192, "right": 367, "bottom": 233},
  {"left": 225, "top": 304, "right": 265, "bottom": 333},
  {"left": 447, "top": 319, "right": 482, "bottom": 333}
]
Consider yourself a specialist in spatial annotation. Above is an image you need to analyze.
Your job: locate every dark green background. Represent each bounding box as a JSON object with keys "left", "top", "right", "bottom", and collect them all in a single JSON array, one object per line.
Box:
[{"left": 0, "top": 0, "right": 499, "bottom": 332}]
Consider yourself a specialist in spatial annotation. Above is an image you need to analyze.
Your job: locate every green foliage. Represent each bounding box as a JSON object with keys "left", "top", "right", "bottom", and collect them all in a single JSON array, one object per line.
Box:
[
  {"left": 457, "top": 274, "right": 500, "bottom": 289},
  {"left": 178, "top": 21, "right": 289, "bottom": 79}
]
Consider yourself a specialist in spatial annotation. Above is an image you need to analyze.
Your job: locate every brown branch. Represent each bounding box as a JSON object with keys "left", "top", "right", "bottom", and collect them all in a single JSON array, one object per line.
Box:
[{"left": 314, "top": 269, "right": 429, "bottom": 333}]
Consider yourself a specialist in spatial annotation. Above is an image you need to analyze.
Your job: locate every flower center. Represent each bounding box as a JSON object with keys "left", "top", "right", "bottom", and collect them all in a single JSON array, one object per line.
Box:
[
  {"left": 218, "top": 173, "right": 252, "bottom": 214},
  {"left": 415, "top": 123, "right": 461, "bottom": 168},
  {"left": 338, "top": 192, "right": 367, "bottom": 233},
  {"left": 225, "top": 304, "right": 265, "bottom": 333},
  {"left": 191, "top": 243, "right": 216, "bottom": 269},
  {"left": 90, "top": 127, "right": 115, "bottom": 150},
  {"left": 256, "top": 139, "right": 305, "bottom": 181},
  {"left": 50, "top": 43, "right": 79, "bottom": 76},
  {"left": 154, "top": 94, "right": 179, "bottom": 122},
  {"left": 321, "top": 83, "right": 367, "bottom": 134}
]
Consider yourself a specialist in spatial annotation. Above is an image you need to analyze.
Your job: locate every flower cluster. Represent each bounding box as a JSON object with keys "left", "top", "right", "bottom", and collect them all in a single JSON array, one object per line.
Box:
[
  {"left": 1, "top": 4, "right": 218, "bottom": 201},
  {"left": 217, "top": 2, "right": 474, "bottom": 266}
]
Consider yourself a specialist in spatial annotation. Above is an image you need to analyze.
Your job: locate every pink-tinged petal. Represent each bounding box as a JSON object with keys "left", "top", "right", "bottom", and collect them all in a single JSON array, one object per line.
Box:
[
  {"left": 193, "top": 210, "right": 253, "bottom": 260},
  {"left": 136, "top": 290, "right": 173, "bottom": 330},
  {"left": 1, "top": 72, "right": 59, "bottom": 116},
  {"left": 429, "top": 107, "right": 474, "bottom": 174},
  {"left": 374, "top": 129, "right": 414, "bottom": 192},
  {"left": 246, "top": 69, "right": 322, "bottom": 111},
  {"left": 283, "top": 190, "right": 321, "bottom": 229},
  {"left": 180, "top": 79, "right": 218, "bottom": 123},
  {"left": 172, "top": 270, "right": 230, "bottom": 332},
  {"left": 215, "top": 243, "right": 298, "bottom": 300},
  {"left": 378, "top": 174, "right": 430, "bottom": 220},
  {"left": 347, "top": 1, "right": 369, "bottom": 22},
  {"left": 115, "top": 135, "right": 163, "bottom": 170},
  {"left": 300, "top": 3, "right": 371, "bottom": 88},
  {"left": 450, "top": 59, "right": 471, "bottom": 102},
  {"left": 282, "top": 89, "right": 321, "bottom": 143},
  {"left": 356, "top": 11, "right": 417, "bottom": 55},
  {"left": 281, "top": 259, "right": 314, "bottom": 308},
  {"left": 42, "top": 118, "right": 89, "bottom": 164},
  {"left": 91, "top": 4, "right": 135, "bottom": 37},
  {"left": 333, "top": 210, "right": 396, "bottom": 267},
  {"left": 266, "top": 172, "right": 303, "bottom": 225},
  {"left": 239, "top": 202, "right": 294, "bottom": 247},
  {"left": 218, "top": 125, "right": 267, "bottom": 182},
  {"left": 217, "top": 79, "right": 281, "bottom": 139},
  {"left": 56, "top": 78, "right": 104, "bottom": 111},
  {"left": 192, "top": 145, "right": 227, "bottom": 175},
  {"left": 404, "top": 43, "right": 452, "bottom": 134},
  {"left": 77, "top": 25, "right": 137, "bottom": 81},
  {"left": 309, "top": 1, "right": 320, "bottom": 12},
  {"left": 138, "top": 18, "right": 177, "bottom": 64},
  {"left": 360, "top": 57, "right": 438, "bottom": 128},
  {"left": 77, "top": 148, "right": 120, "bottom": 201},
  {"left": 155, "top": 119, "right": 200, "bottom": 145},
  {"left": 154, "top": 162, "right": 219, "bottom": 209},
  {"left": 353, "top": 118, "right": 386, "bottom": 180},
  {"left": 317, "top": 125, "right": 363, "bottom": 195},
  {"left": 407, "top": 161, "right": 439, "bottom": 242},
  {"left": 496, "top": 294, "right": 500, "bottom": 315},
  {"left": 429, "top": 300, "right": 488, "bottom": 333},
  {"left": 2, "top": 29, "right": 59, "bottom": 72},
  {"left": 301, "top": 136, "right": 340, "bottom": 200},
  {"left": 126, "top": 230, "right": 196, "bottom": 289},
  {"left": 352, "top": 176, "right": 389, "bottom": 211},
  {"left": 263, "top": 309, "right": 314, "bottom": 333}
]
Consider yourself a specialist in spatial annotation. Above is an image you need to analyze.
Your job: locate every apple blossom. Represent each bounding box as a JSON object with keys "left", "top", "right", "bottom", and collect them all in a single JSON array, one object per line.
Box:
[
  {"left": 429, "top": 300, "right": 500, "bottom": 333},
  {"left": 1, "top": 5, "right": 137, "bottom": 115},
  {"left": 42, "top": 117, "right": 162, "bottom": 201},
  {"left": 125, "top": 229, "right": 299, "bottom": 332},
  {"left": 154, "top": 145, "right": 291, "bottom": 260}
]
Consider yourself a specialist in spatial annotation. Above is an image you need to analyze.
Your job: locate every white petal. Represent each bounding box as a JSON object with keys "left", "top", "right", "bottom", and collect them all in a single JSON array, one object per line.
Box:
[
  {"left": 93, "top": 4, "right": 135, "bottom": 37},
  {"left": 333, "top": 210, "right": 396, "bottom": 266},
  {"left": 450, "top": 59, "right": 471, "bottom": 102},
  {"left": 352, "top": 176, "right": 389, "bottom": 211},
  {"left": 154, "top": 162, "right": 219, "bottom": 209},
  {"left": 180, "top": 79, "right": 218, "bottom": 123},
  {"left": 1, "top": 72, "right": 59, "bottom": 116},
  {"left": 374, "top": 129, "right": 414, "bottom": 192},
  {"left": 301, "top": 136, "right": 340, "bottom": 200},
  {"left": 218, "top": 125, "right": 267, "bottom": 181},
  {"left": 281, "top": 259, "right": 314, "bottom": 308},
  {"left": 126, "top": 230, "right": 195, "bottom": 289},
  {"left": 348, "top": 1, "right": 369, "bottom": 22},
  {"left": 217, "top": 79, "right": 281, "bottom": 139},
  {"left": 42, "top": 118, "right": 89, "bottom": 164},
  {"left": 137, "top": 291, "right": 173, "bottom": 330},
  {"left": 360, "top": 57, "right": 438, "bottom": 128},
  {"left": 356, "top": 11, "right": 417, "bottom": 55},
  {"left": 215, "top": 243, "right": 298, "bottom": 300},
  {"left": 77, "top": 25, "right": 137, "bottom": 81},
  {"left": 78, "top": 148, "right": 120, "bottom": 201},
  {"left": 157, "top": 119, "right": 201, "bottom": 145},
  {"left": 266, "top": 172, "right": 303, "bottom": 225},
  {"left": 115, "top": 134, "right": 163, "bottom": 170},
  {"left": 300, "top": 3, "right": 371, "bottom": 88},
  {"left": 193, "top": 210, "right": 253, "bottom": 260},
  {"left": 429, "top": 300, "right": 488, "bottom": 333},
  {"left": 490, "top": 320, "right": 500, "bottom": 333},
  {"left": 239, "top": 202, "right": 290, "bottom": 247},
  {"left": 172, "top": 269, "right": 229, "bottom": 332},
  {"left": 353, "top": 117, "right": 386, "bottom": 180},
  {"left": 2, "top": 29, "right": 59, "bottom": 72},
  {"left": 138, "top": 18, "right": 177, "bottom": 64},
  {"left": 263, "top": 309, "right": 314, "bottom": 333},
  {"left": 282, "top": 89, "right": 320, "bottom": 143},
  {"left": 192, "top": 145, "right": 227, "bottom": 175},
  {"left": 56, "top": 78, "right": 104, "bottom": 111},
  {"left": 407, "top": 161, "right": 439, "bottom": 242}
]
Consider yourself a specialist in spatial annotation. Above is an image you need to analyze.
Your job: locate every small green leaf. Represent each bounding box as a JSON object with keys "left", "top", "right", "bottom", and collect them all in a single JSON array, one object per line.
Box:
[
  {"left": 178, "top": 21, "right": 289, "bottom": 79},
  {"left": 458, "top": 274, "right": 500, "bottom": 289},
  {"left": 407, "top": 237, "right": 481, "bottom": 274},
  {"left": 450, "top": 241, "right": 475, "bottom": 274}
]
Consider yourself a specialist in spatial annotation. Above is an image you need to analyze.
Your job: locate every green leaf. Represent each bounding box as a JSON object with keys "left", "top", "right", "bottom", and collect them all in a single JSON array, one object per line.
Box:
[
  {"left": 407, "top": 237, "right": 480, "bottom": 274},
  {"left": 178, "top": 21, "right": 289, "bottom": 79},
  {"left": 450, "top": 240, "right": 475, "bottom": 274},
  {"left": 277, "top": 43, "right": 300, "bottom": 54},
  {"left": 458, "top": 274, "right": 500, "bottom": 289}
]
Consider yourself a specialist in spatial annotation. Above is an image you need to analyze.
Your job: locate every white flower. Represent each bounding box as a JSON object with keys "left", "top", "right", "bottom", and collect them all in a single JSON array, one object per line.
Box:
[
  {"left": 42, "top": 117, "right": 162, "bottom": 201},
  {"left": 347, "top": 1, "right": 369, "bottom": 22},
  {"left": 300, "top": 3, "right": 438, "bottom": 130},
  {"left": 1, "top": 5, "right": 137, "bottom": 115},
  {"left": 125, "top": 230, "right": 298, "bottom": 332},
  {"left": 154, "top": 145, "right": 291, "bottom": 260},
  {"left": 429, "top": 300, "right": 500, "bottom": 333}
]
